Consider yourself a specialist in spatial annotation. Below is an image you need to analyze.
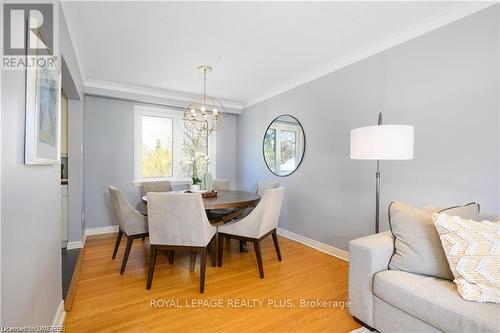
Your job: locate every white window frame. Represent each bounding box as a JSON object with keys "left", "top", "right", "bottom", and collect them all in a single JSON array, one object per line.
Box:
[
  {"left": 133, "top": 105, "right": 216, "bottom": 183},
  {"left": 268, "top": 121, "right": 304, "bottom": 175}
]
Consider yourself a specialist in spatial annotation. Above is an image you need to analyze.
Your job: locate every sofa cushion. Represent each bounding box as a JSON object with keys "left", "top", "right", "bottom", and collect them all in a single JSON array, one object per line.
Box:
[
  {"left": 388, "top": 202, "right": 481, "bottom": 280},
  {"left": 438, "top": 202, "right": 481, "bottom": 220},
  {"left": 388, "top": 202, "right": 454, "bottom": 280},
  {"left": 373, "top": 270, "right": 500, "bottom": 333}
]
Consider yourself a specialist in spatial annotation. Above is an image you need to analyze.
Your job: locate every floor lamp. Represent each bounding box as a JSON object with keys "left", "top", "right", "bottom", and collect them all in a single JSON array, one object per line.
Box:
[{"left": 350, "top": 112, "right": 414, "bottom": 233}]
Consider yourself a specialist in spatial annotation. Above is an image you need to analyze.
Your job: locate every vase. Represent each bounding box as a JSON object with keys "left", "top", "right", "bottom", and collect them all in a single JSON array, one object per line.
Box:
[{"left": 202, "top": 172, "right": 213, "bottom": 192}]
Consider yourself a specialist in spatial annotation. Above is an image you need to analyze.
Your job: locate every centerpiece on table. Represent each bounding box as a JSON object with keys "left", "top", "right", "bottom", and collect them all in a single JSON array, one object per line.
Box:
[{"left": 182, "top": 152, "right": 216, "bottom": 196}]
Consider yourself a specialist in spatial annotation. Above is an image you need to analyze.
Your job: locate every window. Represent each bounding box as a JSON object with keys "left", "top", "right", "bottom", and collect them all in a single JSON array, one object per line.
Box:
[
  {"left": 263, "top": 118, "right": 304, "bottom": 176},
  {"left": 263, "top": 128, "right": 276, "bottom": 172},
  {"left": 134, "top": 106, "right": 215, "bottom": 181},
  {"left": 279, "top": 129, "right": 296, "bottom": 173},
  {"left": 141, "top": 116, "right": 173, "bottom": 178}
]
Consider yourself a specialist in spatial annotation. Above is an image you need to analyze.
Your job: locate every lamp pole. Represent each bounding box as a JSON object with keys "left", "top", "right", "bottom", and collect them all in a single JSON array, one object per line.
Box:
[
  {"left": 350, "top": 112, "right": 414, "bottom": 235},
  {"left": 375, "top": 112, "right": 382, "bottom": 234}
]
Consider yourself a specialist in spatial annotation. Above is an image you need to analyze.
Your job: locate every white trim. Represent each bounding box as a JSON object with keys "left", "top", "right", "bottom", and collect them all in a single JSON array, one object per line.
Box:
[
  {"left": 66, "top": 226, "right": 118, "bottom": 251},
  {"left": 133, "top": 105, "right": 216, "bottom": 183},
  {"left": 79, "top": 226, "right": 349, "bottom": 264},
  {"left": 243, "top": 2, "right": 496, "bottom": 108},
  {"left": 85, "top": 225, "right": 119, "bottom": 236},
  {"left": 134, "top": 106, "right": 183, "bottom": 181},
  {"left": 84, "top": 79, "right": 243, "bottom": 113},
  {"left": 52, "top": 300, "right": 66, "bottom": 328},
  {"left": 266, "top": 121, "right": 304, "bottom": 175},
  {"left": 277, "top": 227, "right": 349, "bottom": 262},
  {"left": 80, "top": 3, "right": 493, "bottom": 111},
  {"left": 66, "top": 241, "right": 83, "bottom": 250}
]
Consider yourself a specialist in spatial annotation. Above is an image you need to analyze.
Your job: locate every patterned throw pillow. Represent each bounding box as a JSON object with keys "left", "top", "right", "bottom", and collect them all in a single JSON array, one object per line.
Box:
[{"left": 432, "top": 213, "right": 500, "bottom": 303}]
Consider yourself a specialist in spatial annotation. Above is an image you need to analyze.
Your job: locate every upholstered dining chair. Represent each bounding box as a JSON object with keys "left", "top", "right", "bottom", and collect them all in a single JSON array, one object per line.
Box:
[
  {"left": 146, "top": 192, "right": 216, "bottom": 293},
  {"left": 209, "top": 179, "right": 233, "bottom": 218},
  {"left": 143, "top": 180, "right": 171, "bottom": 194},
  {"left": 255, "top": 181, "right": 280, "bottom": 196},
  {"left": 217, "top": 187, "right": 285, "bottom": 278},
  {"left": 212, "top": 179, "right": 231, "bottom": 191},
  {"left": 109, "top": 186, "right": 149, "bottom": 274},
  {"left": 237, "top": 181, "right": 280, "bottom": 221}
]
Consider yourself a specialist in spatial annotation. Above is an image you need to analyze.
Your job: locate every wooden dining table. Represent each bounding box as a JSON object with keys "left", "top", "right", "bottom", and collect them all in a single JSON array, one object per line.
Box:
[
  {"left": 142, "top": 190, "right": 260, "bottom": 214},
  {"left": 142, "top": 190, "right": 260, "bottom": 264}
]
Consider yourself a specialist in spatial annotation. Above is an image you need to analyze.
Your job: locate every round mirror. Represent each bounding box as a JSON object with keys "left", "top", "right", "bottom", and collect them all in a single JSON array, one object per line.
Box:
[{"left": 263, "top": 115, "right": 305, "bottom": 176}]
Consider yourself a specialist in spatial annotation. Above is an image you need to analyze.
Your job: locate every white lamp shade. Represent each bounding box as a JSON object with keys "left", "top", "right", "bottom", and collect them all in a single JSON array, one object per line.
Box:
[{"left": 350, "top": 125, "right": 414, "bottom": 160}]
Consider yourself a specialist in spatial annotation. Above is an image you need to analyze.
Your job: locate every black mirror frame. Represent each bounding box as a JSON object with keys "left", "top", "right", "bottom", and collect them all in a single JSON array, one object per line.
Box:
[{"left": 262, "top": 114, "right": 306, "bottom": 177}]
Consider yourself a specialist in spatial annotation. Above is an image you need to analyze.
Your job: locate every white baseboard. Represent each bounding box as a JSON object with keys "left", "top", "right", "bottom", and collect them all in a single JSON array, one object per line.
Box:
[
  {"left": 66, "top": 241, "right": 83, "bottom": 250},
  {"left": 85, "top": 225, "right": 119, "bottom": 236},
  {"left": 52, "top": 300, "right": 66, "bottom": 328},
  {"left": 277, "top": 227, "right": 349, "bottom": 262},
  {"left": 73, "top": 226, "right": 349, "bottom": 264},
  {"left": 66, "top": 226, "right": 119, "bottom": 249}
]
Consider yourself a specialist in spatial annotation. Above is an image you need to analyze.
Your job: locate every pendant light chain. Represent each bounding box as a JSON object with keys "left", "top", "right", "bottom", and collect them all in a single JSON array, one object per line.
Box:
[{"left": 203, "top": 68, "right": 207, "bottom": 96}]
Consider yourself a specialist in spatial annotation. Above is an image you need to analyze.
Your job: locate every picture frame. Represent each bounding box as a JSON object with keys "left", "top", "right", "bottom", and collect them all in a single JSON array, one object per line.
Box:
[{"left": 25, "top": 16, "right": 61, "bottom": 165}]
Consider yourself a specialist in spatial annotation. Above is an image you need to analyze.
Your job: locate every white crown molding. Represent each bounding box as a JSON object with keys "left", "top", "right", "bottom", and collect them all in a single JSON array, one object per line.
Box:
[
  {"left": 84, "top": 79, "right": 243, "bottom": 113},
  {"left": 277, "top": 227, "right": 349, "bottom": 262},
  {"left": 243, "top": 2, "right": 496, "bottom": 108}
]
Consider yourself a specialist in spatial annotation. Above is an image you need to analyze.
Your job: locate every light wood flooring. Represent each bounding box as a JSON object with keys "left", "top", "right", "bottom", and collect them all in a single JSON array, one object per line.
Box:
[{"left": 64, "top": 233, "right": 359, "bottom": 332}]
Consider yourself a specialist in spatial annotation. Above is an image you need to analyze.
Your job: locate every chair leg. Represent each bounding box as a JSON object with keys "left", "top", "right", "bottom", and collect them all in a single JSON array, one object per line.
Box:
[
  {"left": 112, "top": 229, "right": 123, "bottom": 259},
  {"left": 167, "top": 250, "right": 174, "bottom": 265},
  {"left": 120, "top": 237, "right": 134, "bottom": 274},
  {"left": 217, "top": 234, "right": 224, "bottom": 267},
  {"left": 253, "top": 240, "right": 264, "bottom": 279},
  {"left": 272, "top": 229, "right": 282, "bottom": 261},
  {"left": 142, "top": 236, "right": 145, "bottom": 241},
  {"left": 200, "top": 248, "right": 207, "bottom": 293},
  {"left": 146, "top": 247, "right": 157, "bottom": 290},
  {"left": 240, "top": 240, "right": 248, "bottom": 252},
  {"left": 189, "top": 251, "right": 197, "bottom": 272},
  {"left": 210, "top": 237, "right": 216, "bottom": 267}
]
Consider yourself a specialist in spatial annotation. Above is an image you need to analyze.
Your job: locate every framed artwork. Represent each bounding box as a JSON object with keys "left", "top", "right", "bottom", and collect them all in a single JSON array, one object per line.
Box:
[{"left": 25, "top": 16, "right": 61, "bottom": 165}]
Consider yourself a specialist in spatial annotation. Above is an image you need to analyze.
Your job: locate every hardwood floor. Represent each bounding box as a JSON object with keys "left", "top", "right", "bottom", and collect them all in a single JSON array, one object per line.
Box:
[{"left": 64, "top": 233, "right": 359, "bottom": 333}]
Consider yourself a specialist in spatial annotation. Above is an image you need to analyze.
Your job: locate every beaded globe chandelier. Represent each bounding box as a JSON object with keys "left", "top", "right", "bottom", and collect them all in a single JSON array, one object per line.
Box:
[{"left": 184, "top": 65, "right": 224, "bottom": 135}]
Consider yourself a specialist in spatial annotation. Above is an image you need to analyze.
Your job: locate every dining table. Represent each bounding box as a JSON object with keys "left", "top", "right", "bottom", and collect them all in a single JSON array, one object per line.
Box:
[{"left": 142, "top": 190, "right": 260, "bottom": 265}]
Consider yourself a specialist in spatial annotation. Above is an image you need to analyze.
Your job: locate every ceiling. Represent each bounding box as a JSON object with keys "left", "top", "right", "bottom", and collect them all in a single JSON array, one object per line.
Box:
[{"left": 61, "top": 1, "right": 492, "bottom": 108}]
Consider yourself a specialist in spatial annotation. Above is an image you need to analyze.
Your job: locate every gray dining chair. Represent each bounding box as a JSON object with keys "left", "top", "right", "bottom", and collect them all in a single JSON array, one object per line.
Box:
[
  {"left": 109, "top": 186, "right": 149, "bottom": 274},
  {"left": 212, "top": 179, "right": 231, "bottom": 191},
  {"left": 143, "top": 180, "right": 171, "bottom": 194},
  {"left": 146, "top": 192, "right": 216, "bottom": 293},
  {"left": 237, "top": 181, "right": 280, "bottom": 221},
  {"left": 218, "top": 187, "right": 285, "bottom": 278},
  {"left": 255, "top": 181, "right": 280, "bottom": 196},
  {"left": 209, "top": 179, "right": 233, "bottom": 218}
]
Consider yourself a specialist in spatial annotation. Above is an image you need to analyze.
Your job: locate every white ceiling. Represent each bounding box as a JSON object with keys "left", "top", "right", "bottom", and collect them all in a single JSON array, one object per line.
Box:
[{"left": 61, "top": 1, "right": 492, "bottom": 108}]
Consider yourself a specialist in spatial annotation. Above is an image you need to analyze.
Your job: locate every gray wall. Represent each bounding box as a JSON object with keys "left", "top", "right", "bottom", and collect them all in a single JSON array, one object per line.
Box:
[
  {"left": 237, "top": 6, "right": 500, "bottom": 250},
  {"left": 1, "top": 2, "right": 84, "bottom": 325},
  {"left": 84, "top": 95, "right": 238, "bottom": 229}
]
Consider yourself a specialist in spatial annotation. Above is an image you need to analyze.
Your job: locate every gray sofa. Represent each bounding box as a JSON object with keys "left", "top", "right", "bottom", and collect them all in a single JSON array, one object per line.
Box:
[{"left": 348, "top": 232, "right": 500, "bottom": 333}]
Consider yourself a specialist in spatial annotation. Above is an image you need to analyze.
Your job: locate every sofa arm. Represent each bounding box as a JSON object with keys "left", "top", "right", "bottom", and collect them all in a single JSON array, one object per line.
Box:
[{"left": 348, "top": 231, "right": 394, "bottom": 327}]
